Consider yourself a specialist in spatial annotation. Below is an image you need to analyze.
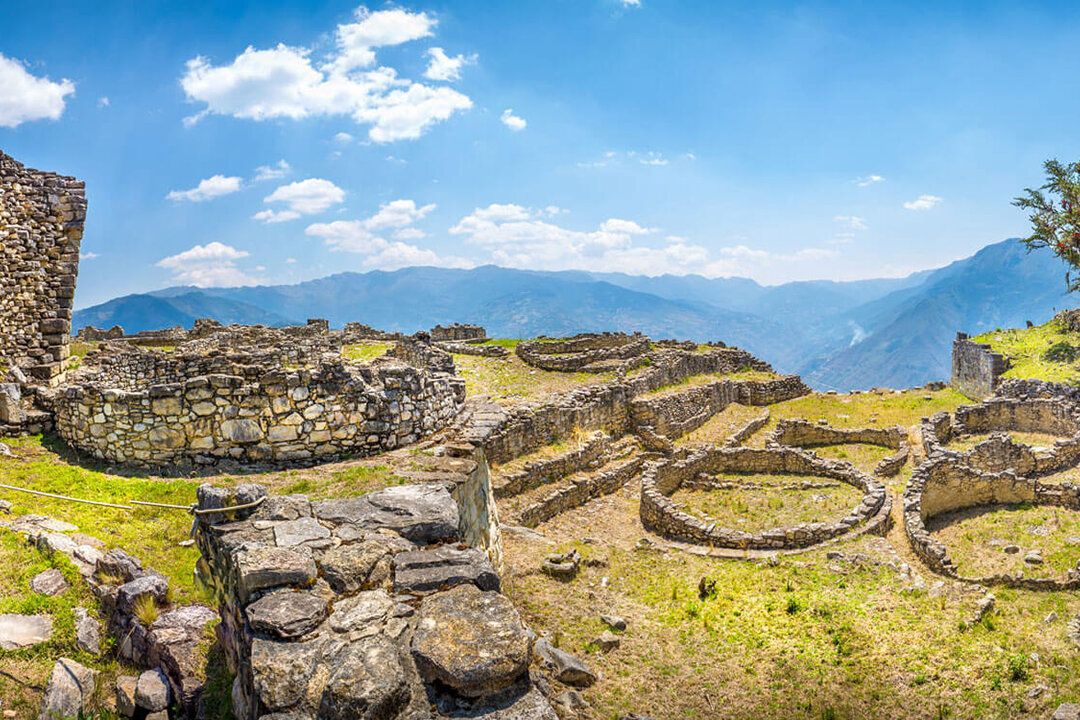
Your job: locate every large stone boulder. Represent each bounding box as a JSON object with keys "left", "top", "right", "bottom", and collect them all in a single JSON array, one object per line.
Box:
[
  {"left": 38, "top": 658, "right": 97, "bottom": 720},
  {"left": 234, "top": 546, "right": 317, "bottom": 601},
  {"left": 318, "top": 538, "right": 398, "bottom": 594},
  {"left": 412, "top": 584, "right": 532, "bottom": 697},
  {"left": 0, "top": 613, "right": 53, "bottom": 650},
  {"left": 246, "top": 590, "right": 328, "bottom": 639},
  {"left": 393, "top": 545, "right": 500, "bottom": 594},
  {"left": 318, "top": 635, "right": 410, "bottom": 720}
]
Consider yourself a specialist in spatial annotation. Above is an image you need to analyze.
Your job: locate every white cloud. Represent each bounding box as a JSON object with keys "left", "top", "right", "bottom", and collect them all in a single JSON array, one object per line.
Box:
[
  {"left": 500, "top": 108, "right": 526, "bottom": 131},
  {"left": 97, "top": 97, "right": 110, "bottom": 108},
  {"left": 179, "top": 7, "right": 471, "bottom": 142},
  {"left": 639, "top": 152, "right": 667, "bottom": 166},
  {"left": 256, "top": 178, "right": 345, "bottom": 222},
  {"left": 305, "top": 197, "right": 466, "bottom": 270},
  {"left": 285, "top": 257, "right": 297, "bottom": 264},
  {"left": 0, "top": 54, "right": 75, "bottom": 128},
  {"left": 620, "top": 0, "right": 642, "bottom": 6},
  {"left": 424, "top": 47, "right": 476, "bottom": 82},
  {"left": 903, "top": 194, "right": 942, "bottom": 211},
  {"left": 156, "top": 242, "right": 257, "bottom": 287},
  {"left": 166, "top": 175, "right": 244, "bottom": 202},
  {"left": 449, "top": 203, "right": 837, "bottom": 277},
  {"left": 834, "top": 215, "right": 867, "bottom": 231},
  {"left": 333, "top": 132, "right": 354, "bottom": 144},
  {"left": 79, "top": 252, "right": 100, "bottom": 260},
  {"left": 856, "top": 174, "right": 884, "bottom": 187},
  {"left": 253, "top": 159, "right": 290, "bottom": 182}
]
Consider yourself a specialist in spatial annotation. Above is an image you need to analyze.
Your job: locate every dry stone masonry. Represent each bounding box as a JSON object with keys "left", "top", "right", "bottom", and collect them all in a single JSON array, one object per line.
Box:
[{"left": 0, "top": 151, "right": 85, "bottom": 385}]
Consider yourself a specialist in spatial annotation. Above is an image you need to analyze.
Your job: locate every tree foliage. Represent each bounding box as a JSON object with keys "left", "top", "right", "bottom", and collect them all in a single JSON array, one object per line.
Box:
[{"left": 1014, "top": 158, "right": 1080, "bottom": 292}]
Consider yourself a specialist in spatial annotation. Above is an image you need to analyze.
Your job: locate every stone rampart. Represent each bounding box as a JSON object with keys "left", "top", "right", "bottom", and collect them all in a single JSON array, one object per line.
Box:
[
  {"left": 768, "top": 418, "right": 910, "bottom": 476},
  {"left": 951, "top": 333, "right": 1009, "bottom": 400},
  {"left": 517, "top": 454, "right": 643, "bottom": 527},
  {"left": 194, "top": 478, "right": 551, "bottom": 720},
  {"left": 55, "top": 348, "right": 465, "bottom": 468},
  {"left": 493, "top": 431, "right": 611, "bottom": 498},
  {"left": 640, "top": 446, "right": 889, "bottom": 550},
  {"left": 0, "top": 151, "right": 85, "bottom": 385},
  {"left": 430, "top": 323, "right": 486, "bottom": 342},
  {"left": 435, "top": 341, "right": 508, "bottom": 357},
  {"left": 516, "top": 333, "right": 651, "bottom": 372}
]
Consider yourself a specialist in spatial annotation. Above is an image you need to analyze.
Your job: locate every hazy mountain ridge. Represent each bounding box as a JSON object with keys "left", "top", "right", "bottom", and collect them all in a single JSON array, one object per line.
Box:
[{"left": 73, "top": 239, "right": 1076, "bottom": 390}]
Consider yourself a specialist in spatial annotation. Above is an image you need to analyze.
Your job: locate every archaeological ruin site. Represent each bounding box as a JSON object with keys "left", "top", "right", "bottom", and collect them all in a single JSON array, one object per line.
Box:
[{"left": 7, "top": 151, "right": 1080, "bottom": 720}]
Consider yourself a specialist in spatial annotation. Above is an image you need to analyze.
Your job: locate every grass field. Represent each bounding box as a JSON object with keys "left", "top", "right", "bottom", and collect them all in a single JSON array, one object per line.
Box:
[{"left": 973, "top": 321, "right": 1080, "bottom": 385}]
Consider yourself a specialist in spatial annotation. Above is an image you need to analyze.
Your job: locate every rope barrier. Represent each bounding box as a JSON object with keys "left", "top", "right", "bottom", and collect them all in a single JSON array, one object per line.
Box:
[
  {"left": 0, "top": 483, "right": 134, "bottom": 511},
  {"left": 0, "top": 483, "right": 266, "bottom": 515},
  {"left": 193, "top": 496, "right": 266, "bottom": 515}
]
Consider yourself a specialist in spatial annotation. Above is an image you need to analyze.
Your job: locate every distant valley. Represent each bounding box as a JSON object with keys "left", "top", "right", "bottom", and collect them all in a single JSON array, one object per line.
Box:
[{"left": 74, "top": 239, "right": 1076, "bottom": 391}]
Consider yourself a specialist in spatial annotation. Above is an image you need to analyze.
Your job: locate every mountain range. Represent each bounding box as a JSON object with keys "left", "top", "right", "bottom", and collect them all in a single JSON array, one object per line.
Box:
[{"left": 73, "top": 239, "right": 1076, "bottom": 391}]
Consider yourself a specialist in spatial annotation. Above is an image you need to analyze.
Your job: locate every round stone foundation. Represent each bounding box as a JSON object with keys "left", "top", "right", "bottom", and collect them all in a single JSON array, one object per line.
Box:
[
  {"left": 639, "top": 446, "right": 890, "bottom": 551},
  {"left": 515, "top": 332, "right": 651, "bottom": 373}
]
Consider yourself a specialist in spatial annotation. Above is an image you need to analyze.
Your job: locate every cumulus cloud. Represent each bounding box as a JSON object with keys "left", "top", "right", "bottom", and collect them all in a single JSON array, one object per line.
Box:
[
  {"left": 305, "top": 198, "right": 465, "bottom": 270},
  {"left": 448, "top": 203, "right": 837, "bottom": 277},
  {"left": 903, "top": 194, "right": 942, "bottom": 211},
  {"left": 639, "top": 152, "right": 667, "bottom": 166},
  {"left": 156, "top": 242, "right": 258, "bottom": 287},
  {"left": 179, "top": 6, "right": 471, "bottom": 142},
  {"left": 500, "top": 108, "right": 526, "bottom": 131},
  {"left": 253, "top": 159, "right": 290, "bottom": 182},
  {"left": 166, "top": 175, "right": 244, "bottom": 202},
  {"left": 424, "top": 47, "right": 476, "bottom": 82},
  {"left": 255, "top": 178, "right": 345, "bottom": 222},
  {"left": 333, "top": 132, "right": 354, "bottom": 145},
  {"left": 620, "top": 0, "right": 642, "bottom": 6},
  {"left": 79, "top": 252, "right": 100, "bottom": 260},
  {"left": 856, "top": 174, "right": 884, "bottom": 187},
  {"left": 0, "top": 53, "right": 75, "bottom": 128}
]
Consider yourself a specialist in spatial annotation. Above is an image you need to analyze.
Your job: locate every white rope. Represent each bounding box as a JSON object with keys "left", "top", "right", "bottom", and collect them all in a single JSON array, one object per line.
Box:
[{"left": 0, "top": 482, "right": 134, "bottom": 510}]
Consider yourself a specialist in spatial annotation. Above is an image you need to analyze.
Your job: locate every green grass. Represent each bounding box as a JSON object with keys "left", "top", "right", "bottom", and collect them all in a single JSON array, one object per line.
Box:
[
  {"left": 945, "top": 431, "right": 1066, "bottom": 452},
  {"left": 343, "top": 341, "right": 392, "bottom": 363},
  {"left": 763, "top": 388, "right": 967, "bottom": 433},
  {"left": 451, "top": 352, "right": 620, "bottom": 404},
  {"left": 672, "top": 473, "right": 864, "bottom": 531},
  {"left": 0, "top": 435, "right": 209, "bottom": 601},
  {"left": 929, "top": 503, "right": 1080, "bottom": 578},
  {"left": 973, "top": 320, "right": 1080, "bottom": 384}
]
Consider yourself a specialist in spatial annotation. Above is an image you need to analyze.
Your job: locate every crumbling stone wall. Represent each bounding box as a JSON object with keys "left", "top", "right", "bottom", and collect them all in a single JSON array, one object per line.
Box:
[
  {"left": 0, "top": 151, "right": 85, "bottom": 384},
  {"left": 430, "top": 323, "right": 486, "bottom": 342},
  {"left": 640, "top": 446, "right": 890, "bottom": 550},
  {"left": 767, "top": 419, "right": 910, "bottom": 476},
  {"left": 516, "top": 333, "right": 651, "bottom": 372},
  {"left": 194, "top": 481, "right": 552, "bottom": 720},
  {"left": 952, "top": 333, "right": 1009, "bottom": 400},
  {"left": 483, "top": 347, "right": 805, "bottom": 464},
  {"left": 55, "top": 348, "right": 465, "bottom": 467},
  {"left": 903, "top": 457, "right": 1080, "bottom": 590},
  {"left": 493, "top": 431, "right": 611, "bottom": 498}
]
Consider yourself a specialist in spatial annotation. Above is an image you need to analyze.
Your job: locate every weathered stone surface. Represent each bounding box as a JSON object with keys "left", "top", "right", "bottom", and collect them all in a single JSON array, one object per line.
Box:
[
  {"left": 246, "top": 591, "right": 328, "bottom": 639},
  {"left": 235, "top": 547, "right": 317, "bottom": 600},
  {"left": 328, "top": 589, "right": 394, "bottom": 633},
  {"left": 115, "top": 675, "right": 138, "bottom": 717},
  {"left": 393, "top": 545, "right": 500, "bottom": 594},
  {"left": 0, "top": 613, "right": 53, "bottom": 650},
  {"left": 1053, "top": 703, "right": 1080, "bottom": 720},
  {"left": 117, "top": 574, "right": 168, "bottom": 614},
  {"left": 535, "top": 638, "right": 599, "bottom": 687},
  {"left": 251, "top": 637, "right": 321, "bottom": 710},
  {"left": 273, "top": 517, "right": 331, "bottom": 547},
  {"left": 412, "top": 584, "right": 532, "bottom": 697},
  {"left": 30, "top": 568, "right": 69, "bottom": 597},
  {"left": 313, "top": 484, "right": 459, "bottom": 544},
  {"left": 75, "top": 607, "right": 101, "bottom": 655},
  {"left": 601, "top": 614, "right": 627, "bottom": 631},
  {"left": 594, "top": 630, "right": 620, "bottom": 652},
  {"left": 135, "top": 668, "right": 170, "bottom": 712},
  {"left": 38, "top": 658, "right": 97, "bottom": 720},
  {"left": 222, "top": 418, "right": 265, "bottom": 444},
  {"left": 318, "top": 540, "right": 397, "bottom": 594},
  {"left": 318, "top": 635, "right": 410, "bottom": 720},
  {"left": 95, "top": 548, "right": 145, "bottom": 584}
]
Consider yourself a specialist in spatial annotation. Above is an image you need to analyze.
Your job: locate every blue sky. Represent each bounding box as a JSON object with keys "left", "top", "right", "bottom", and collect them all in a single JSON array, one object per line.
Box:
[{"left": 3, "top": 0, "right": 1080, "bottom": 308}]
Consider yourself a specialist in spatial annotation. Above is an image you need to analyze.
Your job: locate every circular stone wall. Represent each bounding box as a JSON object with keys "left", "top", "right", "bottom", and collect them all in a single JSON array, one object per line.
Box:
[
  {"left": 921, "top": 398, "right": 1080, "bottom": 476},
  {"left": 639, "top": 446, "right": 890, "bottom": 551},
  {"left": 55, "top": 346, "right": 465, "bottom": 468},
  {"left": 515, "top": 332, "right": 651, "bottom": 372},
  {"left": 903, "top": 457, "right": 1080, "bottom": 590}
]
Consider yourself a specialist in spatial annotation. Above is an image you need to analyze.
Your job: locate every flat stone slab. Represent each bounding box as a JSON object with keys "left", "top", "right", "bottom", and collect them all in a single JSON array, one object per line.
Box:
[
  {"left": 393, "top": 546, "right": 500, "bottom": 595},
  {"left": 535, "top": 638, "right": 598, "bottom": 687},
  {"left": 0, "top": 613, "right": 53, "bottom": 650},
  {"left": 412, "top": 583, "right": 532, "bottom": 697},
  {"left": 313, "top": 484, "right": 459, "bottom": 544},
  {"left": 246, "top": 590, "right": 328, "bottom": 639}
]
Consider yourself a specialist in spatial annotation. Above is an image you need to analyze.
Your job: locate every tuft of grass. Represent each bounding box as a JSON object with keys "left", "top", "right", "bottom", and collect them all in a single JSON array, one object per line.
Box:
[{"left": 132, "top": 593, "right": 159, "bottom": 626}]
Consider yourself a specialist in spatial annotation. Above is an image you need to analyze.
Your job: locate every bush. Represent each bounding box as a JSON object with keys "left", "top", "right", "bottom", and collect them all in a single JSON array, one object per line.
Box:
[{"left": 1044, "top": 340, "right": 1079, "bottom": 363}]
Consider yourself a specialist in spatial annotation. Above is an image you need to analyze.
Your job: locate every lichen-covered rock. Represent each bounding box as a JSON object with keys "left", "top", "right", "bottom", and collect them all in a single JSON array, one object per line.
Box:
[
  {"left": 327, "top": 589, "right": 394, "bottom": 633},
  {"left": 393, "top": 545, "right": 500, "bottom": 594},
  {"left": 412, "top": 583, "right": 532, "bottom": 697},
  {"left": 38, "top": 658, "right": 97, "bottom": 720},
  {"left": 115, "top": 675, "right": 138, "bottom": 717},
  {"left": 116, "top": 574, "right": 168, "bottom": 614},
  {"left": 318, "top": 540, "right": 398, "bottom": 594},
  {"left": 0, "top": 613, "right": 52, "bottom": 650},
  {"left": 135, "top": 668, "right": 171, "bottom": 712},
  {"left": 318, "top": 635, "right": 410, "bottom": 720},
  {"left": 235, "top": 547, "right": 317, "bottom": 601},
  {"left": 246, "top": 591, "right": 328, "bottom": 639},
  {"left": 30, "top": 568, "right": 69, "bottom": 597},
  {"left": 313, "top": 484, "right": 459, "bottom": 544},
  {"left": 535, "top": 638, "right": 599, "bottom": 687},
  {"left": 74, "top": 607, "right": 101, "bottom": 655}
]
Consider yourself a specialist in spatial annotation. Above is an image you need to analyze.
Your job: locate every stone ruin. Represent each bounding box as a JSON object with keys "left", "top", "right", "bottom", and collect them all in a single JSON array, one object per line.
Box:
[{"left": 0, "top": 151, "right": 85, "bottom": 386}]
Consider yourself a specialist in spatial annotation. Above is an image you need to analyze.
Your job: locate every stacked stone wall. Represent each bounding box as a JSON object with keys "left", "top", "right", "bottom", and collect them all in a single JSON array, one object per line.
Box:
[
  {"left": 516, "top": 333, "right": 651, "bottom": 372},
  {"left": 768, "top": 418, "right": 910, "bottom": 476},
  {"left": 640, "top": 447, "right": 889, "bottom": 549},
  {"left": 55, "top": 350, "right": 465, "bottom": 467},
  {"left": 493, "top": 431, "right": 611, "bottom": 498},
  {"left": 0, "top": 151, "right": 85, "bottom": 384},
  {"left": 430, "top": 323, "right": 486, "bottom": 342},
  {"left": 952, "top": 333, "right": 1009, "bottom": 400},
  {"left": 903, "top": 458, "right": 1080, "bottom": 590},
  {"left": 517, "top": 455, "right": 643, "bottom": 528}
]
